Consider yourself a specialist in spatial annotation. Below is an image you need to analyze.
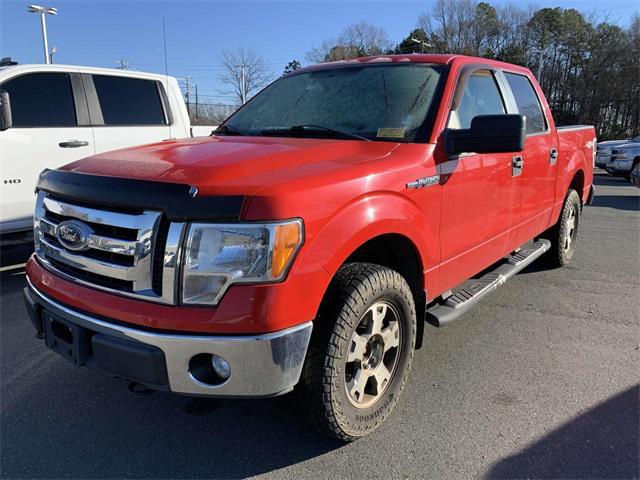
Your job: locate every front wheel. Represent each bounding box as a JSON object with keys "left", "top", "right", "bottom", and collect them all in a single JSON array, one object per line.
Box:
[
  {"left": 627, "top": 160, "right": 639, "bottom": 184},
  {"left": 631, "top": 161, "right": 640, "bottom": 187},
  {"left": 297, "top": 263, "right": 417, "bottom": 441},
  {"left": 546, "top": 189, "right": 581, "bottom": 267}
]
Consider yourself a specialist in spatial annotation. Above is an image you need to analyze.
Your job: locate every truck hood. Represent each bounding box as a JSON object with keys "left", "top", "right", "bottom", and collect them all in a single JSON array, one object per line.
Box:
[
  {"left": 598, "top": 140, "right": 630, "bottom": 147},
  {"left": 613, "top": 142, "right": 640, "bottom": 151},
  {"left": 62, "top": 136, "right": 399, "bottom": 196}
]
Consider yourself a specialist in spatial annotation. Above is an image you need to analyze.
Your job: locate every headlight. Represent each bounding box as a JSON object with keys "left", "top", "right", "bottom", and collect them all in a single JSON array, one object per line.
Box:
[
  {"left": 617, "top": 153, "right": 628, "bottom": 160},
  {"left": 182, "top": 219, "right": 303, "bottom": 305}
]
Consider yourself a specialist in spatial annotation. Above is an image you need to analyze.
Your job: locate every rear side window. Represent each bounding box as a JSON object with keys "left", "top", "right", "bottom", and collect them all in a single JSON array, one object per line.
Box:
[
  {"left": 1, "top": 73, "right": 76, "bottom": 127},
  {"left": 504, "top": 72, "right": 546, "bottom": 134},
  {"left": 92, "top": 75, "right": 167, "bottom": 126}
]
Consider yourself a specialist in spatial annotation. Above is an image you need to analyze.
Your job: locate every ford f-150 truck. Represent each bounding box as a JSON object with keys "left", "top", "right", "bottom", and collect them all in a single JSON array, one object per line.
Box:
[{"left": 23, "top": 54, "right": 595, "bottom": 441}]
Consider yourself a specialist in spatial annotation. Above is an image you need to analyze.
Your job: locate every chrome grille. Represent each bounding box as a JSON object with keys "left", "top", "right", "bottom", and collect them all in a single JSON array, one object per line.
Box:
[{"left": 34, "top": 191, "right": 185, "bottom": 305}]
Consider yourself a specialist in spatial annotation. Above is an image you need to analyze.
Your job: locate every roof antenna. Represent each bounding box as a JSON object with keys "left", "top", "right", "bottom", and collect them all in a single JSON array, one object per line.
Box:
[{"left": 163, "top": 17, "right": 173, "bottom": 140}]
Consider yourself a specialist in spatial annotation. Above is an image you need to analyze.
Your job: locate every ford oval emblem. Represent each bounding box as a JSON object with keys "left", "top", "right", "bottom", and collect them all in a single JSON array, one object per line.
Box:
[{"left": 56, "top": 220, "right": 92, "bottom": 251}]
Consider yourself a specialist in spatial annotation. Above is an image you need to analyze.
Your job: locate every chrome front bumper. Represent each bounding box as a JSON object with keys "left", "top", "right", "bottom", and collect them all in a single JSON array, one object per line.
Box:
[{"left": 25, "top": 281, "right": 313, "bottom": 398}]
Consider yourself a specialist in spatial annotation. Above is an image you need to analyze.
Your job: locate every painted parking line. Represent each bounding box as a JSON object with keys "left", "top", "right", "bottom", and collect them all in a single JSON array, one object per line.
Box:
[{"left": 0, "top": 262, "right": 27, "bottom": 273}]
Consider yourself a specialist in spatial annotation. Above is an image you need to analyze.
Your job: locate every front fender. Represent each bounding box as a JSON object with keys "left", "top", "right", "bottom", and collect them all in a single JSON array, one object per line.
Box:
[
  {"left": 325, "top": 194, "right": 431, "bottom": 275},
  {"left": 292, "top": 192, "right": 437, "bottom": 311}
]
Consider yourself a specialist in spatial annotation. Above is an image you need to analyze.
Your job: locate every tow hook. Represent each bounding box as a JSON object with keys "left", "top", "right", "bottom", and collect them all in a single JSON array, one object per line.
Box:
[{"left": 127, "top": 381, "right": 155, "bottom": 397}]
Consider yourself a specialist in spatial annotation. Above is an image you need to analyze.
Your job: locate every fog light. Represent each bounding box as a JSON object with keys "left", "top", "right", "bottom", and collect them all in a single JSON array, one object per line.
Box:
[
  {"left": 211, "top": 355, "right": 231, "bottom": 380},
  {"left": 188, "top": 353, "right": 231, "bottom": 386}
]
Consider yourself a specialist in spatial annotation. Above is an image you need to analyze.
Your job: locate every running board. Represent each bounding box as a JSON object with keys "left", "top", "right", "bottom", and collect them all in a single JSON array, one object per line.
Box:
[{"left": 425, "top": 239, "right": 551, "bottom": 327}]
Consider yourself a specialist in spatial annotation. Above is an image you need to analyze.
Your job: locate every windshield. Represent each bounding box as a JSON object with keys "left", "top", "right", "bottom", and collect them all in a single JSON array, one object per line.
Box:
[{"left": 221, "top": 64, "right": 445, "bottom": 143}]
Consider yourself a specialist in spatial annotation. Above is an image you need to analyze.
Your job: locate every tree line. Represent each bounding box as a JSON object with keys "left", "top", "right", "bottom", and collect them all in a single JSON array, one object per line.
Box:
[
  {"left": 304, "top": 1, "right": 639, "bottom": 139},
  {"left": 210, "top": 1, "right": 638, "bottom": 139}
]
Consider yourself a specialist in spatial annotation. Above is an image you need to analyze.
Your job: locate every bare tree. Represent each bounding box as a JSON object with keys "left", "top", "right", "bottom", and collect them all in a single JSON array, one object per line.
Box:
[
  {"left": 341, "top": 21, "right": 392, "bottom": 55},
  {"left": 418, "top": 0, "right": 476, "bottom": 53},
  {"left": 306, "top": 21, "right": 392, "bottom": 63},
  {"left": 218, "top": 47, "right": 272, "bottom": 104},
  {"left": 307, "top": 39, "right": 341, "bottom": 63}
]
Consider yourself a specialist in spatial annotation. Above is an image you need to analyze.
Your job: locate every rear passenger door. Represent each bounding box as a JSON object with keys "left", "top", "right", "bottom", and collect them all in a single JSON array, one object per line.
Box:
[
  {"left": 84, "top": 74, "right": 171, "bottom": 154},
  {"left": 0, "top": 72, "right": 95, "bottom": 231},
  {"left": 501, "top": 71, "right": 557, "bottom": 243}
]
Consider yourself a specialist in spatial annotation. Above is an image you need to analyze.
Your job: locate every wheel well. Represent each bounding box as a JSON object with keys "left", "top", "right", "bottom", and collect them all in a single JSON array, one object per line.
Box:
[
  {"left": 569, "top": 169, "right": 585, "bottom": 201},
  {"left": 343, "top": 234, "right": 426, "bottom": 349}
]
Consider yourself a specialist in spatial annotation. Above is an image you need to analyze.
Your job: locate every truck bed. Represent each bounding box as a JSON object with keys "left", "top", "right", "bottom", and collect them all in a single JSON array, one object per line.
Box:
[{"left": 557, "top": 124, "right": 596, "bottom": 203}]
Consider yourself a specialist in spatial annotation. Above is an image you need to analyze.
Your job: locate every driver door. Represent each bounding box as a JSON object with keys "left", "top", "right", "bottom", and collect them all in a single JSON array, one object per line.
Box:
[{"left": 437, "top": 68, "right": 522, "bottom": 291}]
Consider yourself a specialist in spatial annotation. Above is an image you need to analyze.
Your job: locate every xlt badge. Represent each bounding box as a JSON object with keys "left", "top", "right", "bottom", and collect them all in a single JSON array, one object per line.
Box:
[{"left": 406, "top": 175, "right": 440, "bottom": 189}]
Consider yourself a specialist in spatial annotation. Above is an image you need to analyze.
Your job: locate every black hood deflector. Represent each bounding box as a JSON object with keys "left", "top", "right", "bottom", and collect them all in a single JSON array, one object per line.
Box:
[{"left": 37, "top": 169, "right": 244, "bottom": 222}]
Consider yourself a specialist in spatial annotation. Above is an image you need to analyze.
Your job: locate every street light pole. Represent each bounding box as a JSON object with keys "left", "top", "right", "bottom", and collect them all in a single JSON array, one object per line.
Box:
[
  {"left": 240, "top": 65, "right": 246, "bottom": 105},
  {"left": 236, "top": 64, "right": 247, "bottom": 104},
  {"left": 27, "top": 5, "right": 58, "bottom": 64},
  {"left": 115, "top": 59, "right": 130, "bottom": 70},
  {"left": 40, "top": 10, "right": 49, "bottom": 63},
  {"left": 411, "top": 37, "right": 432, "bottom": 54}
]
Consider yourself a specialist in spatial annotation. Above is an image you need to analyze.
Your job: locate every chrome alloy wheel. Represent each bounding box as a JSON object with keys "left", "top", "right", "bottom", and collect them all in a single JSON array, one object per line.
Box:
[
  {"left": 344, "top": 301, "right": 402, "bottom": 408},
  {"left": 564, "top": 204, "right": 577, "bottom": 253}
]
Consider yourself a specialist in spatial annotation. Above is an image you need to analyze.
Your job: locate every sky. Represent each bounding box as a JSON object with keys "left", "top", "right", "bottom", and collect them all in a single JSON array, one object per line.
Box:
[{"left": 1, "top": 0, "right": 638, "bottom": 105}]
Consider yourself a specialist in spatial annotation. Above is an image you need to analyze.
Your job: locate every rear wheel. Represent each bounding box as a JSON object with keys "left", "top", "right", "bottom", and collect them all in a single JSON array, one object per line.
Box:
[
  {"left": 546, "top": 189, "right": 581, "bottom": 267},
  {"left": 297, "top": 263, "right": 416, "bottom": 441}
]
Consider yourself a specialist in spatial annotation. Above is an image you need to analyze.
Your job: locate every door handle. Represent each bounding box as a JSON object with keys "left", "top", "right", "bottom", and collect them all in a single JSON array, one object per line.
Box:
[
  {"left": 59, "top": 140, "right": 89, "bottom": 148},
  {"left": 512, "top": 156, "right": 524, "bottom": 176},
  {"left": 549, "top": 148, "right": 558, "bottom": 165}
]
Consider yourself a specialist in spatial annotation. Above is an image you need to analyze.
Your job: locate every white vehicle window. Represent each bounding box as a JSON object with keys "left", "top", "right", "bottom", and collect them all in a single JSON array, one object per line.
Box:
[
  {"left": 1, "top": 73, "right": 76, "bottom": 127},
  {"left": 92, "top": 75, "right": 167, "bottom": 126},
  {"left": 504, "top": 72, "right": 547, "bottom": 134}
]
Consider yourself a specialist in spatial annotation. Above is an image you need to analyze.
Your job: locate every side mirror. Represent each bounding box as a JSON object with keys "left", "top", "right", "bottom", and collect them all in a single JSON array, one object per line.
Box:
[
  {"left": 0, "top": 90, "right": 12, "bottom": 131},
  {"left": 445, "top": 114, "right": 525, "bottom": 156}
]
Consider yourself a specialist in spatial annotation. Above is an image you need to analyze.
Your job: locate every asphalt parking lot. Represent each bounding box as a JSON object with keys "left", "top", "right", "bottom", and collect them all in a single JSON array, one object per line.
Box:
[{"left": 1, "top": 171, "right": 638, "bottom": 480}]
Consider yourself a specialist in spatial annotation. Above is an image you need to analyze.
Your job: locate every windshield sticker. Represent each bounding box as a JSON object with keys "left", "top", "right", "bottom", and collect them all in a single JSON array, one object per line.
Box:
[{"left": 377, "top": 128, "right": 406, "bottom": 139}]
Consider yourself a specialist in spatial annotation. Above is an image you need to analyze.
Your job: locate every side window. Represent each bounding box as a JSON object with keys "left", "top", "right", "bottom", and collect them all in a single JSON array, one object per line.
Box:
[
  {"left": 504, "top": 72, "right": 546, "bottom": 134},
  {"left": 1, "top": 73, "right": 77, "bottom": 127},
  {"left": 92, "top": 75, "right": 167, "bottom": 126},
  {"left": 449, "top": 70, "right": 505, "bottom": 129}
]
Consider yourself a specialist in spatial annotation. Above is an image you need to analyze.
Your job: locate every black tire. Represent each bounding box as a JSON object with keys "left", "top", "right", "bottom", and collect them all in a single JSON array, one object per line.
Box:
[
  {"left": 546, "top": 189, "right": 581, "bottom": 267},
  {"left": 626, "top": 159, "right": 639, "bottom": 182},
  {"left": 297, "top": 262, "right": 416, "bottom": 441},
  {"left": 631, "top": 160, "right": 640, "bottom": 187}
]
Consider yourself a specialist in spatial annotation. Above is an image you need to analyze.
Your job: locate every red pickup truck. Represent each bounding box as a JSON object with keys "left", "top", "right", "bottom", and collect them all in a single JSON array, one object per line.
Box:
[{"left": 24, "top": 54, "right": 595, "bottom": 441}]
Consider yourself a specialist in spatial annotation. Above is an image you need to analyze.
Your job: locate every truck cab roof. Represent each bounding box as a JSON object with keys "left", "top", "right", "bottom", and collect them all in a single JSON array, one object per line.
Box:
[
  {"left": 0, "top": 63, "right": 170, "bottom": 82},
  {"left": 292, "top": 54, "right": 532, "bottom": 76}
]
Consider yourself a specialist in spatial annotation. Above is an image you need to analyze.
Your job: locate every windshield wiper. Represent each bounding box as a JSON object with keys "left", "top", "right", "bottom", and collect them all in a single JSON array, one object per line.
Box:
[
  {"left": 214, "top": 125, "right": 248, "bottom": 136},
  {"left": 261, "top": 124, "right": 371, "bottom": 142}
]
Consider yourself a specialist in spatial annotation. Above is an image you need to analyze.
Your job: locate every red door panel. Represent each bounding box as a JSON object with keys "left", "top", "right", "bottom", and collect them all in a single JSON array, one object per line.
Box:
[
  {"left": 517, "top": 132, "right": 558, "bottom": 243},
  {"left": 437, "top": 150, "right": 520, "bottom": 293}
]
